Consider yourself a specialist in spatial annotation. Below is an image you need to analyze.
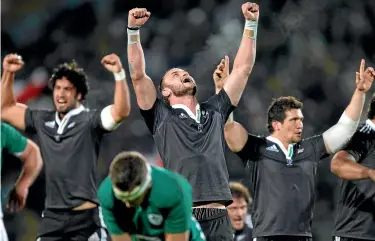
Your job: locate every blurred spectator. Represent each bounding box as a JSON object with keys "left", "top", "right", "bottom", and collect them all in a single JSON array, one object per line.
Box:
[{"left": 228, "top": 182, "right": 253, "bottom": 241}]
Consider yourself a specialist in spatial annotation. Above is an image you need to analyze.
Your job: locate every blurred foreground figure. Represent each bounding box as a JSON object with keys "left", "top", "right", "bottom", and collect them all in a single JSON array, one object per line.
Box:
[
  {"left": 126, "top": 3, "right": 258, "bottom": 240},
  {"left": 1, "top": 53, "right": 131, "bottom": 240},
  {"left": 0, "top": 122, "right": 42, "bottom": 241},
  {"left": 98, "top": 151, "right": 206, "bottom": 241},
  {"left": 331, "top": 93, "right": 375, "bottom": 241}
]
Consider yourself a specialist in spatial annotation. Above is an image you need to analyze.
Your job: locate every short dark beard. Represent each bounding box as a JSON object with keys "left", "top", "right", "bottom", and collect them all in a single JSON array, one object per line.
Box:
[{"left": 173, "top": 85, "right": 197, "bottom": 97}]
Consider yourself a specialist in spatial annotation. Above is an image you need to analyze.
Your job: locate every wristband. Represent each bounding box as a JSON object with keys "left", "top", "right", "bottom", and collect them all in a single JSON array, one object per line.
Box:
[
  {"left": 127, "top": 26, "right": 141, "bottom": 30},
  {"left": 113, "top": 69, "right": 126, "bottom": 81},
  {"left": 127, "top": 28, "right": 140, "bottom": 45},
  {"left": 244, "top": 20, "right": 258, "bottom": 39}
]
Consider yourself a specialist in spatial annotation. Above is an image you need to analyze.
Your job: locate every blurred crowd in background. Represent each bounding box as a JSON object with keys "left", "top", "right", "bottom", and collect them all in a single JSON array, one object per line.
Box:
[{"left": 1, "top": 0, "right": 375, "bottom": 240}]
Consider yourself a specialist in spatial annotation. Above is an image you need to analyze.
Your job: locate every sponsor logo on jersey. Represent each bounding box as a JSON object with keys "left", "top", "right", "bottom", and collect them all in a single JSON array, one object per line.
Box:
[
  {"left": 147, "top": 213, "right": 163, "bottom": 226},
  {"left": 266, "top": 144, "right": 279, "bottom": 152},
  {"left": 45, "top": 121, "right": 55, "bottom": 128}
]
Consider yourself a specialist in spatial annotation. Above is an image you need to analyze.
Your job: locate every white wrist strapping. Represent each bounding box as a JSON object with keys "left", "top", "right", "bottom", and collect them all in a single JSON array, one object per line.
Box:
[
  {"left": 113, "top": 69, "right": 126, "bottom": 81},
  {"left": 127, "top": 28, "right": 140, "bottom": 45},
  {"left": 244, "top": 20, "right": 258, "bottom": 39},
  {"left": 322, "top": 112, "right": 359, "bottom": 153},
  {"left": 228, "top": 112, "right": 234, "bottom": 122}
]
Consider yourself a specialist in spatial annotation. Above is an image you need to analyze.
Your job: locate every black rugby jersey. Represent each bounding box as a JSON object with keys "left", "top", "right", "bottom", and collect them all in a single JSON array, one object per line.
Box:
[
  {"left": 333, "top": 120, "right": 375, "bottom": 240},
  {"left": 140, "top": 89, "right": 235, "bottom": 205},
  {"left": 25, "top": 105, "right": 110, "bottom": 209},
  {"left": 236, "top": 134, "right": 329, "bottom": 237}
]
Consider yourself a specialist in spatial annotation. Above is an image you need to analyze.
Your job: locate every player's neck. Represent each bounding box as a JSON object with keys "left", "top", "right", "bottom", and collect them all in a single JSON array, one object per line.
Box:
[
  {"left": 270, "top": 133, "right": 289, "bottom": 150},
  {"left": 170, "top": 96, "right": 198, "bottom": 113}
]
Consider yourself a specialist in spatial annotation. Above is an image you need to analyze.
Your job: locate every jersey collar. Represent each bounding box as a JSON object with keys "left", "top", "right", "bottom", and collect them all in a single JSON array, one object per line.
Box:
[
  {"left": 172, "top": 103, "right": 201, "bottom": 123},
  {"left": 55, "top": 105, "right": 85, "bottom": 134},
  {"left": 266, "top": 136, "right": 295, "bottom": 160}
]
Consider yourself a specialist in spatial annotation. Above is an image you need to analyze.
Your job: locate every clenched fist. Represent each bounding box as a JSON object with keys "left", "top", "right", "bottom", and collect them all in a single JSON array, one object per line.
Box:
[
  {"left": 3, "top": 54, "right": 24, "bottom": 73},
  {"left": 101, "top": 54, "right": 123, "bottom": 73},
  {"left": 242, "top": 2, "right": 259, "bottom": 21},
  {"left": 213, "top": 56, "right": 230, "bottom": 92},
  {"left": 356, "top": 59, "right": 375, "bottom": 93},
  {"left": 128, "top": 8, "right": 151, "bottom": 28}
]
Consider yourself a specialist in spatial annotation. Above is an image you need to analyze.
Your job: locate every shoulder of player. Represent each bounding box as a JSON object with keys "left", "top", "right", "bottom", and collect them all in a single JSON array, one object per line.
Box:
[
  {"left": 1, "top": 122, "right": 23, "bottom": 139},
  {"left": 356, "top": 122, "right": 375, "bottom": 138},
  {"left": 1, "top": 122, "right": 12, "bottom": 131},
  {"left": 28, "top": 108, "right": 55, "bottom": 117},
  {"left": 98, "top": 176, "right": 115, "bottom": 208},
  {"left": 150, "top": 166, "right": 191, "bottom": 204}
]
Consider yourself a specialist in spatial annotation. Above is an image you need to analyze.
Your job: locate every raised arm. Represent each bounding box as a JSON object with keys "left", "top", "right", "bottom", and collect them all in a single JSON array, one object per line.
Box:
[
  {"left": 213, "top": 56, "right": 249, "bottom": 152},
  {"left": 99, "top": 54, "right": 131, "bottom": 129},
  {"left": 223, "top": 2, "right": 259, "bottom": 106},
  {"left": 1, "top": 54, "right": 28, "bottom": 130},
  {"left": 127, "top": 8, "right": 157, "bottom": 110},
  {"left": 331, "top": 150, "right": 375, "bottom": 181},
  {"left": 322, "top": 60, "right": 375, "bottom": 154}
]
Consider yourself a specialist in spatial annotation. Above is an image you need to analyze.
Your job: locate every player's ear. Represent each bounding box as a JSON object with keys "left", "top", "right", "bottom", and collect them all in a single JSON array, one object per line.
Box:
[
  {"left": 161, "top": 88, "right": 171, "bottom": 98},
  {"left": 272, "top": 121, "right": 281, "bottom": 131},
  {"left": 76, "top": 92, "right": 82, "bottom": 101}
]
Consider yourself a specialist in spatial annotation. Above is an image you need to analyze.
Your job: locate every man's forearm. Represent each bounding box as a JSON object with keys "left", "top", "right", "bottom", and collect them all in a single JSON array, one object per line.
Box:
[
  {"left": 222, "top": 4, "right": 259, "bottom": 106},
  {"left": 1, "top": 70, "right": 17, "bottom": 108},
  {"left": 16, "top": 141, "right": 43, "bottom": 189},
  {"left": 344, "top": 89, "right": 366, "bottom": 121},
  {"left": 112, "top": 76, "right": 131, "bottom": 121},
  {"left": 331, "top": 152, "right": 371, "bottom": 180},
  {"left": 232, "top": 28, "right": 257, "bottom": 74},
  {"left": 127, "top": 29, "right": 147, "bottom": 80}
]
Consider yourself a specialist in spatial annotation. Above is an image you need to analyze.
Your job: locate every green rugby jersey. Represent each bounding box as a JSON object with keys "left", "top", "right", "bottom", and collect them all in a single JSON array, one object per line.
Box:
[
  {"left": 1, "top": 122, "right": 28, "bottom": 218},
  {"left": 98, "top": 166, "right": 206, "bottom": 241}
]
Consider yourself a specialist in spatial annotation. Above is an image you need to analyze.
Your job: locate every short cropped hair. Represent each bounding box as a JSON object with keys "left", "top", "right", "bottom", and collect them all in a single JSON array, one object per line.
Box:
[
  {"left": 49, "top": 60, "right": 89, "bottom": 100},
  {"left": 267, "top": 96, "right": 303, "bottom": 133},
  {"left": 367, "top": 93, "right": 375, "bottom": 120},
  {"left": 230, "top": 182, "right": 252, "bottom": 206},
  {"left": 109, "top": 151, "right": 149, "bottom": 192}
]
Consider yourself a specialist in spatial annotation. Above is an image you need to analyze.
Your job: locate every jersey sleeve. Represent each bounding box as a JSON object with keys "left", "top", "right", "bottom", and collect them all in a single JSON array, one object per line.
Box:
[
  {"left": 25, "top": 108, "right": 48, "bottom": 134},
  {"left": 342, "top": 130, "right": 369, "bottom": 161},
  {"left": 303, "top": 135, "right": 329, "bottom": 161},
  {"left": 204, "top": 89, "right": 236, "bottom": 123},
  {"left": 236, "top": 134, "right": 264, "bottom": 161},
  {"left": 89, "top": 108, "right": 111, "bottom": 132},
  {"left": 98, "top": 177, "right": 126, "bottom": 235},
  {"left": 1, "top": 122, "right": 28, "bottom": 156},
  {"left": 164, "top": 176, "right": 193, "bottom": 234},
  {"left": 140, "top": 98, "right": 170, "bottom": 134}
]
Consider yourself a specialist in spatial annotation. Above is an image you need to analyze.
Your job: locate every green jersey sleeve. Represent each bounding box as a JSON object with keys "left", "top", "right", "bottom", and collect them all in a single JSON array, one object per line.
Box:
[
  {"left": 164, "top": 175, "right": 193, "bottom": 234},
  {"left": 1, "top": 122, "right": 27, "bottom": 156},
  {"left": 98, "top": 177, "right": 126, "bottom": 235}
]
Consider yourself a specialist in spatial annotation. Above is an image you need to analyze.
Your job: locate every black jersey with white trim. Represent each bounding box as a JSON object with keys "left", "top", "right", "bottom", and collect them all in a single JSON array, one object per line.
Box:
[
  {"left": 236, "top": 134, "right": 329, "bottom": 237},
  {"left": 333, "top": 120, "right": 375, "bottom": 240},
  {"left": 140, "top": 89, "right": 235, "bottom": 205},
  {"left": 25, "top": 106, "right": 109, "bottom": 209}
]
